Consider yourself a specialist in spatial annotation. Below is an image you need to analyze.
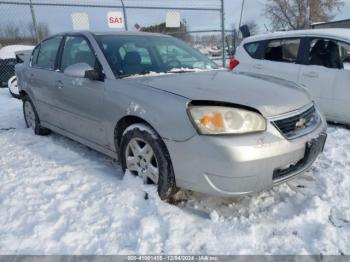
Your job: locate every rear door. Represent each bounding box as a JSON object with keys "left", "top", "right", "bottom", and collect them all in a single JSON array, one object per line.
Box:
[
  {"left": 27, "top": 36, "right": 63, "bottom": 125},
  {"left": 327, "top": 40, "right": 350, "bottom": 123},
  {"left": 54, "top": 35, "right": 107, "bottom": 146},
  {"left": 251, "top": 38, "right": 302, "bottom": 83},
  {"left": 297, "top": 38, "right": 338, "bottom": 119}
]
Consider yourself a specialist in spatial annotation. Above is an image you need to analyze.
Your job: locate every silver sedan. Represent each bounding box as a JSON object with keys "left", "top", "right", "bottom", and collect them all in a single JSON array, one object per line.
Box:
[{"left": 15, "top": 31, "right": 327, "bottom": 201}]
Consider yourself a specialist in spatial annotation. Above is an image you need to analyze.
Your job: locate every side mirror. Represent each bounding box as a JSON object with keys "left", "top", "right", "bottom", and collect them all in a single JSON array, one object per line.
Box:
[{"left": 64, "top": 63, "right": 101, "bottom": 80}]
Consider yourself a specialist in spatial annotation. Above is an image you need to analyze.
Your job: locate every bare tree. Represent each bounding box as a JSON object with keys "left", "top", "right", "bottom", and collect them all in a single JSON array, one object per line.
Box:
[
  {"left": 26, "top": 22, "right": 50, "bottom": 42},
  {"left": 264, "top": 0, "right": 344, "bottom": 30},
  {"left": 2, "top": 24, "right": 21, "bottom": 39}
]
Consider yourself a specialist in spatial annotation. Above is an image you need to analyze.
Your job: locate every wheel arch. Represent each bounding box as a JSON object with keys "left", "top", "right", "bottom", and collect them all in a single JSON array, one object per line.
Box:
[{"left": 114, "top": 115, "right": 160, "bottom": 152}]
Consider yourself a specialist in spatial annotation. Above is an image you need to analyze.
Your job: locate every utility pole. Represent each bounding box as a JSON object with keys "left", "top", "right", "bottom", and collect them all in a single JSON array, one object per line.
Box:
[
  {"left": 120, "top": 0, "right": 128, "bottom": 31},
  {"left": 239, "top": 0, "right": 245, "bottom": 28},
  {"left": 29, "top": 0, "right": 40, "bottom": 43},
  {"left": 220, "top": 0, "right": 225, "bottom": 67},
  {"left": 306, "top": 0, "right": 311, "bottom": 28}
]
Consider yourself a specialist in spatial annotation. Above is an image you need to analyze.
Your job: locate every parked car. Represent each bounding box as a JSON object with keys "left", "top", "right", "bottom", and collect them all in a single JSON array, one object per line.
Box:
[
  {"left": 16, "top": 31, "right": 327, "bottom": 201},
  {"left": 231, "top": 29, "right": 350, "bottom": 126},
  {"left": 0, "top": 45, "right": 34, "bottom": 87},
  {"left": 8, "top": 49, "right": 33, "bottom": 99},
  {"left": 209, "top": 46, "right": 222, "bottom": 57}
]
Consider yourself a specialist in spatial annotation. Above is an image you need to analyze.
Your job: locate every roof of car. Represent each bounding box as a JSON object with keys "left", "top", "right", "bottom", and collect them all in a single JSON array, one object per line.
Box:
[
  {"left": 243, "top": 29, "right": 350, "bottom": 43},
  {"left": 53, "top": 31, "right": 170, "bottom": 38}
]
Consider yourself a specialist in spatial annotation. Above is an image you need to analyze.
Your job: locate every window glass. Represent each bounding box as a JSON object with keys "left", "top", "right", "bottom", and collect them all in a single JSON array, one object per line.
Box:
[
  {"left": 36, "top": 36, "right": 62, "bottom": 69},
  {"left": 31, "top": 46, "right": 40, "bottom": 66},
  {"left": 244, "top": 42, "right": 261, "bottom": 59},
  {"left": 155, "top": 44, "right": 200, "bottom": 68},
  {"left": 118, "top": 43, "right": 152, "bottom": 65},
  {"left": 339, "top": 42, "right": 350, "bottom": 70},
  {"left": 96, "top": 35, "right": 217, "bottom": 76},
  {"left": 61, "top": 36, "right": 96, "bottom": 70},
  {"left": 309, "top": 39, "right": 346, "bottom": 69},
  {"left": 264, "top": 38, "right": 300, "bottom": 63}
]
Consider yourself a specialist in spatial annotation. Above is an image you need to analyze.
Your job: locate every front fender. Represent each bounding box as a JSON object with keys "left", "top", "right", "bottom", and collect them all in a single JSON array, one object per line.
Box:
[{"left": 104, "top": 79, "right": 196, "bottom": 149}]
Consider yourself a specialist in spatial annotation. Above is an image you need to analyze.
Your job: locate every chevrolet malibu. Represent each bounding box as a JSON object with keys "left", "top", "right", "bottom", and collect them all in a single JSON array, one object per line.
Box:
[{"left": 15, "top": 31, "right": 327, "bottom": 201}]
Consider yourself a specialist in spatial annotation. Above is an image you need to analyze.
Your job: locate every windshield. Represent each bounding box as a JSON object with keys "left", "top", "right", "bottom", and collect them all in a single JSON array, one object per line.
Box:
[{"left": 95, "top": 34, "right": 218, "bottom": 78}]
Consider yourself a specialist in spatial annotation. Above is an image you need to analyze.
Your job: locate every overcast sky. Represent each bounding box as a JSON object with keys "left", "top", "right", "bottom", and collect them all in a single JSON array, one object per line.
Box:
[{"left": 0, "top": 0, "right": 349, "bottom": 36}]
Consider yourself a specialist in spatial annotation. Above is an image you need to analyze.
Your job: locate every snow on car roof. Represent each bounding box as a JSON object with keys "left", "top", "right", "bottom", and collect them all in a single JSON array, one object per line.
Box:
[
  {"left": 0, "top": 45, "right": 34, "bottom": 60},
  {"left": 243, "top": 29, "right": 350, "bottom": 43}
]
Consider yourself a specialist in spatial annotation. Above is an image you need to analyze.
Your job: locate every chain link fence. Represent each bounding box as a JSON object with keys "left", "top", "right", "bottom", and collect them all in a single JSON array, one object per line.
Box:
[{"left": 0, "top": 0, "right": 229, "bottom": 87}]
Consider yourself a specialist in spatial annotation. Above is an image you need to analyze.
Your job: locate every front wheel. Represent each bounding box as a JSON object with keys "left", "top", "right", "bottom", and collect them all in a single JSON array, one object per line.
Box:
[
  {"left": 23, "top": 95, "right": 50, "bottom": 135},
  {"left": 120, "top": 124, "right": 178, "bottom": 201}
]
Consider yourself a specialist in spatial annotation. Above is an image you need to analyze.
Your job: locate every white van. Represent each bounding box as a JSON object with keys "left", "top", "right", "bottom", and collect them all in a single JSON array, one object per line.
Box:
[{"left": 233, "top": 29, "right": 350, "bottom": 125}]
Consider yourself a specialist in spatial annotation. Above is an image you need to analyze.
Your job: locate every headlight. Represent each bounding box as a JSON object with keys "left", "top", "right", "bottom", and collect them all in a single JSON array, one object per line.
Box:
[{"left": 188, "top": 106, "right": 266, "bottom": 135}]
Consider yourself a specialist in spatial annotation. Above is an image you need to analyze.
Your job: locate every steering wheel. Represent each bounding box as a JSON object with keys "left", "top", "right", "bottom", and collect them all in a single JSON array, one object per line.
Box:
[{"left": 166, "top": 59, "right": 182, "bottom": 69}]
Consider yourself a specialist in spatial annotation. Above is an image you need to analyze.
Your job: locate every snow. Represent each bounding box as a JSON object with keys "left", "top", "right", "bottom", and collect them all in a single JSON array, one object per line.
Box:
[
  {"left": 124, "top": 68, "right": 220, "bottom": 79},
  {"left": 0, "top": 88, "right": 349, "bottom": 255},
  {"left": 0, "top": 45, "right": 34, "bottom": 60}
]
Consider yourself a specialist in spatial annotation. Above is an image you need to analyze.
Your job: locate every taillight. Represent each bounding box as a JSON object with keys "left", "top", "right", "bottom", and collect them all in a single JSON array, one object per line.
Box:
[{"left": 228, "top": 58, "right": 240, "bottom": 70}]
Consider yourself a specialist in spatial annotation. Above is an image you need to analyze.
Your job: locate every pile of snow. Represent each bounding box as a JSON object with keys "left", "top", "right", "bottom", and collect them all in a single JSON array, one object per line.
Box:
[
  {"left": 0, "top": 45, "right": 34, "bottom": 60},
  {"left": 0, "top": 88, "right": 349, "bottom": 254}
]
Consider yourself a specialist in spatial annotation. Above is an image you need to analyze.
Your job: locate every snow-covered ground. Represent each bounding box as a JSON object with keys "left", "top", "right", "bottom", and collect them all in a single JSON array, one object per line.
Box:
[{"left": 0, "top": 88, "right": 349, "bottom": 255}]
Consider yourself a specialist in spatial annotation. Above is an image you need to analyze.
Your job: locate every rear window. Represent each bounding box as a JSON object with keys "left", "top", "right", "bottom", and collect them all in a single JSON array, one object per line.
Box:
[
  {"left": 244, "top": 42, "right": 261, "bottom": 59},
  {"left": 263, "top": 38, "right": 300, "bottom": 63}
]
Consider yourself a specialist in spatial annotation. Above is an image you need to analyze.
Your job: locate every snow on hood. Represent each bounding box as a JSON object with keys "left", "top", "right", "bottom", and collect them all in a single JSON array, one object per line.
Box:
[
  {"left": 123, "top": 68, "right": 218, "bottom": 79},
  {"left": 0, "top": 45, "right": 34, "bottom": 60}
]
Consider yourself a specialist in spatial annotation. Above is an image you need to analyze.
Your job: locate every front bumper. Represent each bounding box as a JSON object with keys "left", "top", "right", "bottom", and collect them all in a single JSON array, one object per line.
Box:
[{"left": 164, "top": 112, "right": 327, "bottom": 197}]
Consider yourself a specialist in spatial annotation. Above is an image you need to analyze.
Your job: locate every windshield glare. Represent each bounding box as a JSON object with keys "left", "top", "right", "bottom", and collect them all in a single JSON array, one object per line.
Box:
[{"left": 96, "top": 34, "right": 218, "bottom": 77}]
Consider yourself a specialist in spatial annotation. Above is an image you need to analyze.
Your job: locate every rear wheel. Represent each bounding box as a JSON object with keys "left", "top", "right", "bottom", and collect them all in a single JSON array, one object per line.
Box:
[
  {"left": 120, "top": 124, "right": 178, "bottom": 201},
  {"left": 23, "top": 95, "right": 50, "bottom": 135}
]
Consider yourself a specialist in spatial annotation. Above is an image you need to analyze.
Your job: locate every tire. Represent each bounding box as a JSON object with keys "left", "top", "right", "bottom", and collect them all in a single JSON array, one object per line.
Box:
[
  {"left": 22, "top": 95, "right": 51, "bottom": 136},
  {"left": 8, "top": 75, "right": 20, "bottom": 99},
  {"left": 120, "top": 124, "right": 178, "bottom": 201}
]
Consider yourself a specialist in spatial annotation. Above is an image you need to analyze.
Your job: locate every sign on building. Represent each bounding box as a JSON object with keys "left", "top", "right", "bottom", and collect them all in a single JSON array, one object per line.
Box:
[
  {"left": 166, "top": 11, "right": 180, "bottom": 28},
  {"left": 71, "top": 13, "right": 90, "bottom": 31},
  {"left": 108, "top": 11, "right": 125, "bottom": 29}
]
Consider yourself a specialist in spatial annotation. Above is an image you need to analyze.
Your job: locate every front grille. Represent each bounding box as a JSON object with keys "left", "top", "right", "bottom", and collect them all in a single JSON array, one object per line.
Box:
[{"left": 273, "top": 105, "right": 319, "bottom": 139}]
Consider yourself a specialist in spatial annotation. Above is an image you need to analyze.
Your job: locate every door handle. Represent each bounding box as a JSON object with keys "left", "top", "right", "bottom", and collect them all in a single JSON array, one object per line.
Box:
[
  {"left": 253, "top": 64, "right": 263, "bottom": 70},
  {"left": 303, "top": 72, "right": 319, "bottom": 78},
  {"left": 55, "top": 80, "right": 64, "bottom": 89}
]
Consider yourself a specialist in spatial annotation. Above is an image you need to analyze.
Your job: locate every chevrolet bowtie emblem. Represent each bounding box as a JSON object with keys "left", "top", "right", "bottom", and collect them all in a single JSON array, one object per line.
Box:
[{"left": 296, "top": 118, "right": 307, "bottom": 129}]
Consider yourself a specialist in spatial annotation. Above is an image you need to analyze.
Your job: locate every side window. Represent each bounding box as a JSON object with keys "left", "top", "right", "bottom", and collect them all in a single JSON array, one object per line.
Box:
[
  {"left": 309, "top": 38, "right": 345, "bottom": 70},
  {"left": 264, "top": 38, "right": 300, "bottom": 63},
  {"left": 339, "top": 42, "right": 350, "bottom": 70},
  {"left": 60, "top": 36, "right": 97, "bottom": 71},
  {"left": 244, "top": 42, "right": 261, "bottom": 59},
  {"left": 36, "top": 36, "right": 62, "bottom": 70},
  {"left": 31, "top": 46, "right": 40, "bottom": 66}
]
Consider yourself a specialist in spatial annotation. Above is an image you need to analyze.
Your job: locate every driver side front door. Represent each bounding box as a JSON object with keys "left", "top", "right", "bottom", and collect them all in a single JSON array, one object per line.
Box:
[{"left": 54, "top": 35, "right": 107, "bottom": 147}]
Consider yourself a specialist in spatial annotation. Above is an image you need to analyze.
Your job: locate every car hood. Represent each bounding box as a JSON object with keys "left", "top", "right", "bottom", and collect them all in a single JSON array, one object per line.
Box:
[{"left": 129, "top": 70, "right": 311, "bottom": 118}]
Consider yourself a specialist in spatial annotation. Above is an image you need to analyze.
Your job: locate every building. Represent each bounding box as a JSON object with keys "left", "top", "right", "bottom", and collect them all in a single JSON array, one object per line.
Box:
[{"left": 311, "top": 19, "right": 350, "bottom": 29}]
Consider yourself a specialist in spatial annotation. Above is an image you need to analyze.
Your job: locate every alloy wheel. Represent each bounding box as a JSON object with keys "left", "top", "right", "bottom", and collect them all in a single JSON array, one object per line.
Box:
[{"left": 125, "top": 138, "right": 159, "bottom": 184}]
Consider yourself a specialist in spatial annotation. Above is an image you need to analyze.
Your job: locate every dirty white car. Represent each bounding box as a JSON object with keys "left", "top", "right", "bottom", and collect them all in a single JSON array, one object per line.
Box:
[{"left": 233, "top": 29, "right": 350, "bottom": 126}]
